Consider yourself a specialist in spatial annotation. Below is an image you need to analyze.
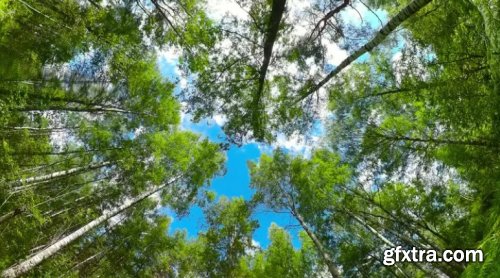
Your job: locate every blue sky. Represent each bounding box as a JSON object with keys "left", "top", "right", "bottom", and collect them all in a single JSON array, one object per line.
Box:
[
  {"left": 157, "top": 106, "right": 302, "bottom": 248},
  {"left": 158, "top": 58, "right": 301, "bottom": 248}
]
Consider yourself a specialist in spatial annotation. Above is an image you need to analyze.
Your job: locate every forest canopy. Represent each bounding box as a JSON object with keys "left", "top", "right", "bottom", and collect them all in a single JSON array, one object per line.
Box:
[{"left": 0, "top": 0, "right": 499, "bottom": 277}]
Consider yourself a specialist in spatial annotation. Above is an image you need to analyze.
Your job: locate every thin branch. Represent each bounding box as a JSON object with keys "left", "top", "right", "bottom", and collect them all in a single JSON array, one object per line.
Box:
[
  {"left": 16, "top": 0, "right": 72, "bottom": 30},
  {"left": 309, "top": 0, "right": 350, "bottom": 41},
  {"left": 359, "top": 0, "right": 383, "bottom": 27}
]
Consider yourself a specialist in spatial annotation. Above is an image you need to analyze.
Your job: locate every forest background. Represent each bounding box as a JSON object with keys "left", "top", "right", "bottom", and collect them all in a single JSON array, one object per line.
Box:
[{"left": 0, "top": 0, "right": 499, "bottom": 277}]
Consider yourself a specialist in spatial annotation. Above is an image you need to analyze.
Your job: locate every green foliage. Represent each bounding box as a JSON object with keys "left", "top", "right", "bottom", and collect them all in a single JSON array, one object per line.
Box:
[
  {"left": 0, "top": 0, "right": 224, "bottom": 276},
  {"left": 237, "top": 225, "right": 323, "bottom": 278},
  {"left": 1, "top": 0, "right": 499, "bottom": 277},
  {"left": 322, "top": 0, "right": 500, "bottom": 276},
  {"left": 198, "top": 197, "right": 259, "bottom": 277}
]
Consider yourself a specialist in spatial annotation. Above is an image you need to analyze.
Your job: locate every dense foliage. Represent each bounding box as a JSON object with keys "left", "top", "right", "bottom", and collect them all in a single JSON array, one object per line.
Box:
[{"left": 1, "top": 0, "right": 499, "bottom": 277}]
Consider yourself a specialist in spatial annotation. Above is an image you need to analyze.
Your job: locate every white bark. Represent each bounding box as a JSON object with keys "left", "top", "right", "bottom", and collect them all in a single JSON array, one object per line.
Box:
[
  {"left": 68, "top": 251, "right": 104, "bottom": 271},
  {"left": 1, "top": 127, "right": 71, "bottom": 132},
  {"left": 1, "top": 176, "right": 179, "bottom": 278},
  {"left": 10, "top": 161, "right": 112, "bottom": 191},
  {"left": 295, "top": 0, "right": 433, "bottom": 103},
  {"left": 293, "top": 209, "right": 341, "bottom": 278},
  {"left": 347, "top": 211, "right": 396, "bottom": 247},
  {"left": 348, "top": 212, "right": 452, "bottom": 277}
]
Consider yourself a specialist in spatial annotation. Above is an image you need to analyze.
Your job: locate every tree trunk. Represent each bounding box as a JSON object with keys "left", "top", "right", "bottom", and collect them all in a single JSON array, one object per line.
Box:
[
  {"left": 0, "top": 208, "right": 24, "bottom": 225},
  {"left": 251, "top": 0, "right": 287, "bottom": 139},
  {"left": 1, "top": 176, "right": 179, "bottom": 278},
  {"left": 17, "top": 106, "right": 135, "bottom": 114},
  {"left": 295, "top": 0, "right": 433, "bottom": 103},
  {"left": 26, "top": 94, "right": 122, "bottom": 111},
  {"left": 0, "top": 127, "right": 76, "bottom": 132},
  {"left": 374, "top": 132, "right": 498, "bottom": 148},
  {"left": 9, "top": 161, "right": 113, "bottom": 191},
  {"left": 67, "top": 251, "right": 105, "bottom": 272},
  {"left": 7, "top": 147, "right": 123, "bottom": 157},
  {"left": 345, "top": 210, "right": 396, "bottom": 247},
  {"left": 292, "top": 209, "right": 341, "bottom": 278}
]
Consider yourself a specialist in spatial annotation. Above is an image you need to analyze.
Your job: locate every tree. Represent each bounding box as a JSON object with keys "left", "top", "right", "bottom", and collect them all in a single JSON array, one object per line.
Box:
[
  {"left": 322, "top": 1, "right": 500, "bottom": 275},
  {"left": 0, "top": 0, "right": 224, "bottom": 275},
  {"left": 197, "top": 197, "right": 259, "bottom": 277},
  {"left": 2, "top": 0, "right": 500, "bottom": 276},
  {"left": 2, "top": 130, "right": 224, "bottom": 277},
  {"left": 249, "top": 149, "right": 352, "bottom": 277},
  {"left": 249, "top": 147, "right": 480, "bottom": 276},
  {"left": 182, "top": 0, "right": 434, "bottom": 143},
  {"left": 2, "top": 178, "right": 178, "bottom": 278},
  {"left": 237, "top": 224, "right": 325, "bottom": 278}
]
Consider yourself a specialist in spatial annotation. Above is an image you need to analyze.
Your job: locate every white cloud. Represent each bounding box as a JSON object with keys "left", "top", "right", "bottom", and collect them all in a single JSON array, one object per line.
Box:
[
  {"left": 178, "top": 76, "right": 188, "bottom": 89},
  {"left": 205, "top": 0, "right": 248, "bottom": 20},
  {"left": 157, "top": 47, "right": 181, "bottom": 64},
  {"left": 245, "top": 238, "right": 262, "bottom": 256},
  {"left": 341, "top": 2, "right": 386, "bottom": 27},
  {"left": 322, "top": 39, "right": 349, "bottom": 66},
  {"left": 213, "top": 114, "right": 227, "bottom": 126},
  {"left": 259, "top": 132, "right": 321, "bottom": 158},
  {"left": 252, "top": 238, "right": 261, "bottom": 248}
]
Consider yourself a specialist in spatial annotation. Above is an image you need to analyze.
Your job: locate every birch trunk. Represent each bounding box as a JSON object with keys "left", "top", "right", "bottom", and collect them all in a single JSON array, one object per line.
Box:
[
  {"left": 67, "top": 251, "right": 105, "bottom": 272},
  {"left": 1, "top": 176, "right": 179, "bottom": 278},
  {"left": 9, "top": 147, "right": 123, "bottom": 157},
  {"left": 10, "top": 161, "right": 112, "bottom": 191},
  {"left": 347, "top": 212, "right": 454, "bottom": 277},
  {"left": 0, "top": 127, "right": 75, "bottom": 132},
  {"left": 292, "top": 209, "right": 341, "bottom": 278},
  {"left": 373, "top": 132, "right": 498, "bottom": 148},
  {"left": 18, "top": 106, "right": 135, "bottom": 114},
  {"left": 295, "top": 0, "right": 433, "bottom": 103},
  {"left": 346, "top": 211, "right": 396, "bottom": 247}
]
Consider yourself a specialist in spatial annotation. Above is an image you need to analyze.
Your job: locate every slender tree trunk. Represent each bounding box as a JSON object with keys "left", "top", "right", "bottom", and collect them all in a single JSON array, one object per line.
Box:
[
  {"left": 9, "top": 161, "right": 112, "bottom": 190},
  {"left": 374, "top": 132, "right": 498, "bottom": 148},
  {"left": 251, "top": 0, "right": 287, "bottom": 138},
  {"left": 0, "top": 127, "right": 80, "bottom": 135},
  {"left": 348, "top": 211, "right": 454, "bottom": 277},
  {"left": 1, "top": 176, "right": 179, "bottom": 278},
  {"left": 16, "top": 0, "right": 72, "bottom": 29},
  {"left": 0, "top": 208, "right": 24, "bottom": 225},
  {"left": 295, "top": 0, "right": 433, "bottom": 103},
  {"left": 356, "top": 209, "right": 462, "bottom": 276},
  {"left": 345, "top": 210, "right": 396, "bottom": 247},
  {"left": 8, "top": 147, "right": 123, "bottom": 156},
  {"left": 292, "top": 209, "right": 341, "bottom": 278},
  {"left": 67, "top": 251, "right": 105, "bottom": 273},
  {"left": 17, "top": 106, "right": 135, "bottom": 114},
  {"left": 359, "top": 87, "right": 413, "bottom": 99},
  {"left": 0, "top": 79, "right": 111, "bottom": 84},
  {"left": 357, "top": 75, "right": 485, "bottom": 100},
  {"left": 352, "top": 211, "right": 463, "bottom": 277},
  {"left": 351, "top": 189, "right": 449, "bottom": 245},
  {"left": 27, "top": 94, "right": 122, "bottom": 111}
]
